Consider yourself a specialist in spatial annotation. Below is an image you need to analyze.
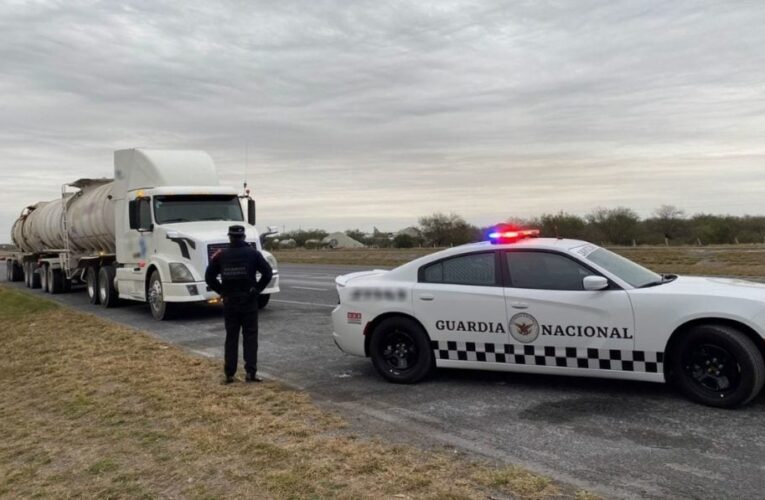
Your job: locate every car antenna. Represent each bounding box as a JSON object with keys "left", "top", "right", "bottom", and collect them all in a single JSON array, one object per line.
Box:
[{"left": 554, "top": 224, "right": 561, "bottom": 239}]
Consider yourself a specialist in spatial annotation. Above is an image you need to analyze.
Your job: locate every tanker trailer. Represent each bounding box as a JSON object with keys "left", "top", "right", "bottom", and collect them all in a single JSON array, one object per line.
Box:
[
  {"left": 6, "top": 148, "right": 280, "bottom": 321},
  {"left": 7, "top": 179, "right": 114, "bottom": 293}
]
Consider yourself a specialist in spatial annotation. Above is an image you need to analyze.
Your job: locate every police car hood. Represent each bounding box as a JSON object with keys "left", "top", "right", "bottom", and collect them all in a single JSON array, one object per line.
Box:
[
  {"left": 335, "top": 270, "right": 388, "bottom": 287},
  {"left": 650, "top": 275, "right": 765, "bottom": 299},
  {"left": 161, "top": 221, "right": 260, "bottom": 245}
]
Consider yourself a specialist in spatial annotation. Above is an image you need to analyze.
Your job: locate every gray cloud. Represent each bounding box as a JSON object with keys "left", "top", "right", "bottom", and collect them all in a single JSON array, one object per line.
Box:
[{"left": 1, "top": 0, "right": 764, "bottom": 240}]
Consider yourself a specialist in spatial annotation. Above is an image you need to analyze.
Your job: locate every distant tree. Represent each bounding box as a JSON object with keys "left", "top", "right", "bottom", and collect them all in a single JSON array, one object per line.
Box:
[
  {"left": 392, "top": 233, "right": 416, "bottom": 248},
  {"left": 650, "top": 205, "right": 687, "bottom": 243},
  {"left": 538, "top": 212, "right": 586, "bottom": 239},
  {"left": 419, "top": 213, "right": 479, "bottom": 247},
  {"left": 585, "top": 207, "right": 641, "bottom": 245}
]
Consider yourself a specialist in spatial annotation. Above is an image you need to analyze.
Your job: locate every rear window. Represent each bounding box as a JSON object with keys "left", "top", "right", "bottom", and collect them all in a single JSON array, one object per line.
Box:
[{"left": 421, "top": 252, "right": 497, "bottom": 286}]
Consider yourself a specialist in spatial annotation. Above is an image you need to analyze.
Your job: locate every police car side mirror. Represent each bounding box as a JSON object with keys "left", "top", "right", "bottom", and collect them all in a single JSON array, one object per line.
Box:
[{"left": 583, "top": 275, "right": 609, "bottom": 291}]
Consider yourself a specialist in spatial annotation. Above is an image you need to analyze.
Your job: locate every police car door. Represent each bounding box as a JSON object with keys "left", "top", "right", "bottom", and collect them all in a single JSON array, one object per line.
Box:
[
  {"left": 413, "top": 251, "right": 508, "bottom": 368},
  {"left": 502, "top": 250, "right": 637, "bottom": 374}
]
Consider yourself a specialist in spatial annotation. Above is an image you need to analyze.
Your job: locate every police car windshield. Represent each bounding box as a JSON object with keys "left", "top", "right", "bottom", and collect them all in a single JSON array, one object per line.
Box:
[
  {"left": 585, "top": 248, "right": 662, "bottom": 288},
  {"left": 154, "top": 195, "right": 244, "bottom": 225}
]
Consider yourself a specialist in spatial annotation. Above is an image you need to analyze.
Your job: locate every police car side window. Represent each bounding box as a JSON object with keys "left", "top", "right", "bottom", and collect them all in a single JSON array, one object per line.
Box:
[
  {"left": 506, "top": 251, "right": 592, "bottom": 291},
  {"left": 421, "top": 252, "right": 496, "bottom": 286}
]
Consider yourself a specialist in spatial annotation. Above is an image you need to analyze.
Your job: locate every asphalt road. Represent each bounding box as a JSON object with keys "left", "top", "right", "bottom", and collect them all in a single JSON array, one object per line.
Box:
[{"left": 4, "top": 263, "right": 765, "bottom": 499}]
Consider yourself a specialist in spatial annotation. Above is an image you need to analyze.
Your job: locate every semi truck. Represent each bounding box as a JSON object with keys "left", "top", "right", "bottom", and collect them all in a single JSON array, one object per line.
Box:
[{"left": 4, "top": 148, "right": 280, "bottom": 320}]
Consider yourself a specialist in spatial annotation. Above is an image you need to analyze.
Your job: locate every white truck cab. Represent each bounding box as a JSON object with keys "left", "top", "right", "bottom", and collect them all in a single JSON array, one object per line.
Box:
[{"left": 112, "top": 149, "right": 279, "bottom": 319}]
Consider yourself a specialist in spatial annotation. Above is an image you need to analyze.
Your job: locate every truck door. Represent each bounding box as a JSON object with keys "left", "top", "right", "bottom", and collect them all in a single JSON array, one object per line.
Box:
[
  {"left": 115, "top": 195, "right": 153, "bottom": 299},
  {"left": 413, "top": 251, "right": 509, "bottom": 366},
  {"left": 502, "top": 250, "right": 637, "bottom": 371}
]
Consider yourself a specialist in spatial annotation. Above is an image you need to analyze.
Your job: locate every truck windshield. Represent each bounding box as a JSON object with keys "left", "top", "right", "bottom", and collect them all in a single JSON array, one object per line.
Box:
[
  {"left": 153, "top": 195, "right": 244, "bottom": 224},
  {"left": 585, "top": 248, "right": 663, "bottom": 288}
]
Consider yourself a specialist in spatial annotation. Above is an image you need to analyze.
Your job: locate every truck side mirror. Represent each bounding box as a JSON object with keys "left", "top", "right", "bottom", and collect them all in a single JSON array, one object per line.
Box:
[
  {"left": 129, "top": 200, "right": 139, "bottom": 230},
  {"left": 247, "top": 199, "right": 256, "bottom": 225}
]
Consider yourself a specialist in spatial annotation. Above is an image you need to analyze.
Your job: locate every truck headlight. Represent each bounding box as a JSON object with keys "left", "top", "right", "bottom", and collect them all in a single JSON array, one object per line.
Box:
[{"left": 169, "top": 263, "right": 194, "bottom": 283}]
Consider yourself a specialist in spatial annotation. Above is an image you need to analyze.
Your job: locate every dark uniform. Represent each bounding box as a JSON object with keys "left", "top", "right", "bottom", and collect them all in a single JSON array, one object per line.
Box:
[{"left": 205, "top": 225, "right": 273, "bottom": 383}]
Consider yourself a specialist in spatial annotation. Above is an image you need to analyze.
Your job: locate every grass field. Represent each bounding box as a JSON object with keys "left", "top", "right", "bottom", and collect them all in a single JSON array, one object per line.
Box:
[
  {"left": 0, "top": 286, "right": 596, "bottom": 499},
  {"left": 273, "top": 245, "right": 765, "bottom": 278}
]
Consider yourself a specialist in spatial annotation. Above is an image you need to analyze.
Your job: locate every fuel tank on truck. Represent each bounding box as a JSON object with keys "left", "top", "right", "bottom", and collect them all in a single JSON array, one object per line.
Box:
[
  {"left": 66, "top": 179, "right": 115, "bottom": 253},
  {"left": 9, "top": 178, "right": 115, "bottom": 255}
]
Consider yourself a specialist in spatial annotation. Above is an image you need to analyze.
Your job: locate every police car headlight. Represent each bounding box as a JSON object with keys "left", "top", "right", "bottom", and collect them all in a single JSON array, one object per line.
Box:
[{"left": 169, "top": 263, "right": 194, "bottom": 283}]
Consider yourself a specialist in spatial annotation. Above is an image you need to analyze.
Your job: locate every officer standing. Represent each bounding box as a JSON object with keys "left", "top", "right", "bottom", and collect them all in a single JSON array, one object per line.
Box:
[{"left": 205, "top": 225, "right": 273, "bottom": 384}]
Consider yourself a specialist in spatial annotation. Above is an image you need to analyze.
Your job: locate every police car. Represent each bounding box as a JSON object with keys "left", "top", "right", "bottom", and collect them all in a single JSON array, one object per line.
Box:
[{"left": 332, "top": 226, "right": 765, "bottom": 408}]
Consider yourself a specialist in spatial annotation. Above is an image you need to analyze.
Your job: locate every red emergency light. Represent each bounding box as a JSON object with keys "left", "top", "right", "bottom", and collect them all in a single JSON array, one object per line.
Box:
[{"left": 487, "top": 225, "right": 540, "bottom": 244}]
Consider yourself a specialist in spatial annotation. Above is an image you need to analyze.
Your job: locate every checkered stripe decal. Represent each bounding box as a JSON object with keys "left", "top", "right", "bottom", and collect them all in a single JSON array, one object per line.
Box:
[{"left": 431, "top": 341, "right": 663, "bottom": 373}]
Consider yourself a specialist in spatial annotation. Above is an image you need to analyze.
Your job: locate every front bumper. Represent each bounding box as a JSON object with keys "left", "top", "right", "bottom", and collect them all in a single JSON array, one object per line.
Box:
[{"left": 162, "top": 273, "right": 280, "bottom": 303}]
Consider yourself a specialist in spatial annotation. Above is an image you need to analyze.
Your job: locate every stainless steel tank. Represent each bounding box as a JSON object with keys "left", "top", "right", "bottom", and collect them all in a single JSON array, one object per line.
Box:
[{"left": 9, "top": 179, "right": 115, "bottom": 255}]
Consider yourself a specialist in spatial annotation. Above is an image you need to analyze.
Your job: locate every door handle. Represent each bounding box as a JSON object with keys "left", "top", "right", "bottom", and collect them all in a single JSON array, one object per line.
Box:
[
  {"left": 510, "top": 302, "right": 528, "bottom": 309},
  {"left": 419, "top": 294, "right": 435, "bottom": 301}
]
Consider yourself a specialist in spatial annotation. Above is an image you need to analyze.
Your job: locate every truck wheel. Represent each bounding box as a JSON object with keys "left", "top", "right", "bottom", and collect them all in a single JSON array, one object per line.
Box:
[
  {"left": 369, "top": 317, "right": 434, "bottom": 384},
  {"left": 49, "top": 267, "right": 64, "bottom": 295},
  {"left": 86, "top": 266, "right": 100, "bottom": 304},
  {"left": 671, "top": 324, "right": 765, "bottom": 408},
  {"left": 5, "top": 260, "right": 11, "bottom": 282},
  {"left": 29, "top": 263, "right": 41, "bottom": 289},
  {"left": 257, "top": 294, "right": 270, "bottom": 309},
  {"left": 11, "top": 262, "right": 24, "bottom": 282},
  {"left": 98, "top": 265, "right": 119, "bottom": 308},
  {"left": 148, "top": 270, "right": 175, "bottom": 320},
  {"left": 40, "top": 264, "right": 49, "bottom": 292}
]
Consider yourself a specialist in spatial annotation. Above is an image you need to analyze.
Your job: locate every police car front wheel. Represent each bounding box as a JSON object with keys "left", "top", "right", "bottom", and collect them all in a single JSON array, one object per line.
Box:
[
  {"left": 370, "top": 317, "right": 433, "bottom": 384},
  {"left": 672, "top": 324, "right": 765, "bottom": 408}
]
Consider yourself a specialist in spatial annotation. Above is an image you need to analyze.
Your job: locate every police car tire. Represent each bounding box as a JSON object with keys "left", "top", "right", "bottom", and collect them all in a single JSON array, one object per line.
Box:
[
  {"left": 672, "top": 324, "right": 765, "bottom": 408},
  {"left": 370, "top": 317, "right": 434, "bottom": 384},
  {"left": 257, "top": 294, "right": 270, "bottom": 309},
  {"left": 86, "top": 266, "right": 100, "bottom": 305}
]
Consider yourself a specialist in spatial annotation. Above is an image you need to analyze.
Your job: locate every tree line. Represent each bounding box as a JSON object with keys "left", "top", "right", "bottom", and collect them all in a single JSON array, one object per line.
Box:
[{"left": 271, "top": 205, "right": 765, "bottom": 249}]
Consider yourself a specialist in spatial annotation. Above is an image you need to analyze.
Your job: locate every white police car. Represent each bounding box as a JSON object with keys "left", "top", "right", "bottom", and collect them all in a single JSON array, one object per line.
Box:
[{"left": 332, "top": 226, "right": 765, "bottom": 408}]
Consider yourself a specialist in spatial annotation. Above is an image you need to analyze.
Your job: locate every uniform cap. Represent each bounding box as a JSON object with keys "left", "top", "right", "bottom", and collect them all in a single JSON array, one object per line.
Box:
[{"left": 228, "top": 225, "right": 246, "bottom": 237}]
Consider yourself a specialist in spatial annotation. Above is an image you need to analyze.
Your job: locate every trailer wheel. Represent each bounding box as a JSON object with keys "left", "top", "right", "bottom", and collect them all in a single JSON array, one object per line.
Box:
[
  {"left": 48, "top": 267, "right": 64, "bottom": 295},
  {"left": 86, "top": 266, "right": 100, "bottom": 304},
  {"left": 10, "top": 262, "right": 23, "bottom": 282},
  {"left": 28, "top": 263, "right": 41, "bottom": 289},
  {"left": 148, "top": 270, "right": 175, "bottom": 320},
  {"left": 98, "top": 265, "right": 119, "bottom": 308},
  {"left": 40, "top": 264, "right": 49, "bottom": 292}
]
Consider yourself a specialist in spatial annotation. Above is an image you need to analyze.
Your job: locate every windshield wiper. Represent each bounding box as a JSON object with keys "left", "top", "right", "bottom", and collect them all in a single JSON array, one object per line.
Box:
[
  {"left": 639, "top": 274, "right": 677, "bottom": 288},
  {"left": 161, "top": 218, "right": 190, "bottom": 223},
  {"left": 199, "top": 217, "right": 229, "bottom": 221}
]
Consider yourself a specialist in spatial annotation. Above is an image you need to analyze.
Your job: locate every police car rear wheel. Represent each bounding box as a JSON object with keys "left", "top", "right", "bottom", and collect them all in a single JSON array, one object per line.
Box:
[
  {"left": 370, "top": 317, "right": 433, "bottom": 384},
  {"left": 673, "top": 324, "right": 765, "bottom": 408}
]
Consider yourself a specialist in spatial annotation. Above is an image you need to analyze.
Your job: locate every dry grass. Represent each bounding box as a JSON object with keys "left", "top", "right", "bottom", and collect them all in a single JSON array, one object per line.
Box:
[
  {"left": 0, "top": 286, "right": 590, "bottom": 499},
  {"left": 273, "top": 245, "right": 765, "bottom": 278}
]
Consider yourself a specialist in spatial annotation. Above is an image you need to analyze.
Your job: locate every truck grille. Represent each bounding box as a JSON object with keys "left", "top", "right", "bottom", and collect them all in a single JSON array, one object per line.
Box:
[
  {"left": 207, "top": 243, "right": 228, "bottom": 262},
  {"left": 207, "top": 242, "right": 260, "bottom": 262}
]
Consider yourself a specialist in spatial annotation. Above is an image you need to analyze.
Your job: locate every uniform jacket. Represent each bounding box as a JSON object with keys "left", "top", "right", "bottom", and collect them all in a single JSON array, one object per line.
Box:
[{"left": 205, "top": 240, "right": 273, "bottom": 299}]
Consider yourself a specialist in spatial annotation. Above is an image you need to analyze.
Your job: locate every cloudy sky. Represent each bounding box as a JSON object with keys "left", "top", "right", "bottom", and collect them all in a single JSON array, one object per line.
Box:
[{"left": 1, "top": 0, "right": 764, "bottom": 241}]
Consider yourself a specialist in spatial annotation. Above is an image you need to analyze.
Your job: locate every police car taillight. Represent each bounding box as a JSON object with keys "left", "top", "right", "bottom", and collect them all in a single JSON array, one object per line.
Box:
[{"left": 487, "top": 225, "right": 540, "bottom": 244}]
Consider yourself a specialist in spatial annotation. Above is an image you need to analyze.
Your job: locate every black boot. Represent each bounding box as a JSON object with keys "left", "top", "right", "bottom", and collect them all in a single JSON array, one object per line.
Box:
[
  {"left": 245, "top": 372, "right": 262, "bottom": 383},
  {"left": 222, "top": 375, "right": 235, "bottom": 385}
]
